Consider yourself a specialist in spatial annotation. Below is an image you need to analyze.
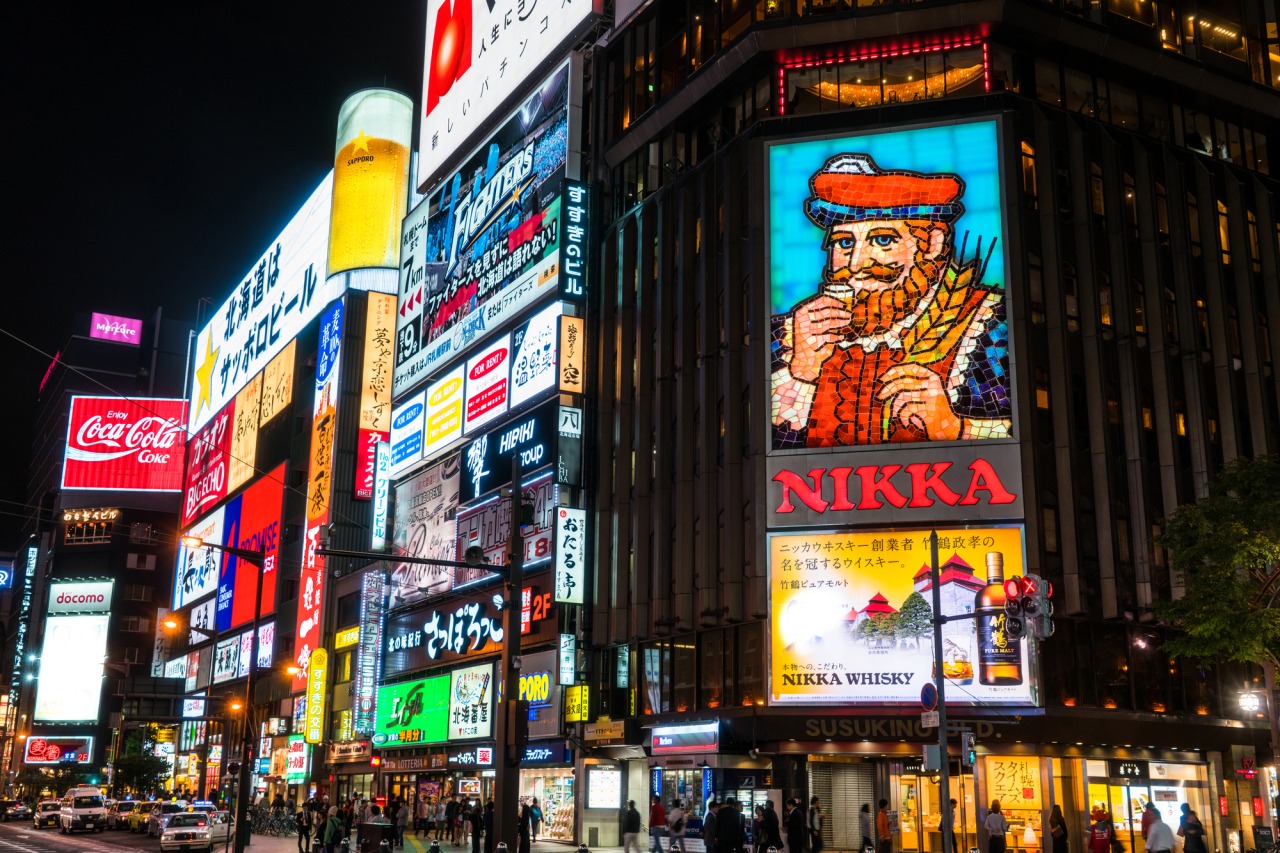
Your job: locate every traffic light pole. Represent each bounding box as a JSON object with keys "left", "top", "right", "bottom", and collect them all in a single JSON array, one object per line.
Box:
[
  {"left": 929, "top": 531, "right": 954, "bottom": 853},
  {"left": 493, "top": 455, "right": 524, "bottom": 850}
]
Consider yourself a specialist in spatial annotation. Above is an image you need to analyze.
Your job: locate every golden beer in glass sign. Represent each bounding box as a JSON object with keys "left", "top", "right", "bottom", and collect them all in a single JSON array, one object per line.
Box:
[{"left": 327, "top": 89, "right": 414, "bottom": 275}]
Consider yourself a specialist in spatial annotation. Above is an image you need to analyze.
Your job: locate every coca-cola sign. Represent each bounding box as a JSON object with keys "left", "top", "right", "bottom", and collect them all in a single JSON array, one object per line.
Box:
[
  {"left": 182, "top": 401, "right": 234, "bottom": 527},
  {"left": 61, "top": 397, "right": 187, "bottom": 492}
]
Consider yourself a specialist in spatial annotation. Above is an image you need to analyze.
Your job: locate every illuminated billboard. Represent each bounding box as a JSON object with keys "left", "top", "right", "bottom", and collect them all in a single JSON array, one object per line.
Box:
[
  {"left": 356, "top": 292, "right": 397, "bottom": 499},
  {"left": 767, "top": 119, "right": 1011, "bottom": 450},
  {"left": 448, "top": 662, "right": 493, "bottom": 741},
  {"left": 34, "top": 613, "right": 108, "bottom": 722},
  {"left": 62, "top": 396, "right": 186, "bottom": 492},
  {"left": 768, "top": 525, "right": 1034, "bottom": 706},
  {"left": 212, "top": 635, "right": 241, "bottom": 685},
  {"left": 228, "top": 374, "right": 262, "bottom": 493},
  {"left": 395, "top": 62, "right": 573, "bottom": 397},
  {"left": 328, "top": 90, "right": 414, "bottom": 277},
  {"left": 24, "top": 735, "right": 94, "bottom": 765},
  {"left": 416, "top": 3, "right": 590, "bottom": 188},
  {"left": 183, "top": 402, "right": 232, "bottom": 527},
  {"left": 175, "top": 508, "right": 225, "bottom": 609},
  {"left": 389, "top": 391, "right": 426, "bottom": 478},
  {"left": 373, "top": 675, "right": 449, "bottom": 748},
  {"left": 188, "top": 173, "right": 340, "bottom": 434},
  {"left": 389, "top": 455, "right": 459, "bottom": 608},
  {"left": 260, "top": 339, "right": 296, "bottom": 425},
  {"left": 89, "top": 313, "right": 143, "bottom": 345},
  {"left": 295, "top": 299, "right": 345, "bottom": 692},
  {"left": 217, "top": 464, "right": 285, "bottom": 631}
]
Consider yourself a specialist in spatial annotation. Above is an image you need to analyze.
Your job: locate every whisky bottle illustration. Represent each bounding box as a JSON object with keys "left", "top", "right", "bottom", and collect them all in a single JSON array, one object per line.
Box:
[{"left": 975, "top": 551, "right": 1024, "bottom": 685}]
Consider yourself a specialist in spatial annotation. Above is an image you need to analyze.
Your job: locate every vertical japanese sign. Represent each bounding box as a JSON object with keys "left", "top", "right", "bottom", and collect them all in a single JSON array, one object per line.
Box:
[
  {"left": 295, "top": 299, "right": 345, "bottom": 692},
  {"left": 353, "top": 572, "right": 386, "bottom": 735},
  {"left": 356, "top": 292, "right": 396, "bottom": 499},
  {"left": 559, "top": 180, "right": 589, "bottom": 302},
  {"left": 228, "top": 373, "right": 262, "bottom": 493},
  {"left": 554, "top": 507, "right": 586, "bottom": 604},
  {"left": 447, "top": 662, "right": 493, "bottom": 741},
  {"left": 8, "top": 545, "right": 35, "bottom": 707},
  {"left": 983, "top": 755, "right": 1042, "bottom": 809},
  {"left": 558, "top": 315, "right": 585, "bottom": 394},
  {"left": 305, "top": 648, "right": 328, "bottom": 744},
  {"left": 259, "top": 340, "right": 296, "bottom": 426},
  {"left": 558, "top": 633, "right": 576, "bottom": 685},
  {"left": 372, "top": 441, "right": 391, "bottom": 551},
  {"left": 182, "top": 403, "right": 233, "bottom": 527}
]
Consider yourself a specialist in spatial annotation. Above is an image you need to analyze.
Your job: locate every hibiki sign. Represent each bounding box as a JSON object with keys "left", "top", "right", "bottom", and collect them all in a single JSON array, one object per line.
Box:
[{"left": 62, "top": 397, "right": 187, "bottom": 492}]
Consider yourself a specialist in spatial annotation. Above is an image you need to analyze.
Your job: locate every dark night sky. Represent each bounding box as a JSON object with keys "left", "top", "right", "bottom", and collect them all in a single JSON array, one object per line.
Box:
[{"left": 0, "top": 4, "right": 425, "bottom": 544}]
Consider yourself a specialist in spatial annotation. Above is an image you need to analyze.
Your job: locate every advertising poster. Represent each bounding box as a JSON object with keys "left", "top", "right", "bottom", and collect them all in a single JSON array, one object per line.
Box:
[
  {"left": 34, "top": 614, "right": 108, "bottom": 722},
  {"left": 509, "top": 302, "right": 562, "bottom": 408},
  {"left": 190, "top": 599, "right": 216, "bottom": 644},
  {"left": 389, "top": 455, "right": 460, "bottom": 608},
  {"left": 89, "top": 312, "right": 143, "bottom": 344},
  {"left": 463, "top": 335, "right": 511, "bottom": 434},
  {"left": 25, "top": 735, "right": 94, "bottom": 765},
  {"left": 517, "top": 650, "right": 562, "bottom": 740},
  {"left": 286, "top": 735, "right": 309, "bottom": 784},
  {"left": 767, "top": 119, "right": 1011, "bottom": 451},
  {"left": 424, "top": 365, "right": 465, "bottom": 456},
  {"left": 228, "top": 373, "right": 262, "bottom": 493},
  {"left": 454, "top": 476, "right": 556, "bottom": 577},
  {"left": 217, "top": 463, "right": 286, "bottom": 632},
  {"left": 182, "top": 402, "right": 233, "bottom": 527},
  {"left": 373, "top": 676, "right": 450, "bottom": 748},
  {"left": 448, "top": 663, "right": 493, "bottom": 741},
  {"left": 553, "top": 506, "right": 586, "bottom": 604},
  {"left": 295, "top": 300, "right": 344, "bottom": 692},
  {"left": 305, "top": 647, "right": 328, "bottom": 744},
  {"left": 188, "top": 173, "right": 339, "bottom": 434},
  {"left": 238, "top": 630, "right": 255, "bottom": 678},
  {"left": 352, "top": 572, "right": 386, "bottom": 735},
  {"left": 395, "top": 63, "right": 572, "bottom": 397},
  {"left": 175, "top": 507, "right": 226, "bottom": 609},
  {"left": 389, "top": 390, "right": 426, "bottom": 478},
  {"left": 768, "top": 525, "right": 1033, "bottom": 706},
  {"left": 257, "top": 621, "right": 275, "bottom": 669},
  {"left": 458, "top": 399, "right": 582, "bottom": 503},
  {"left": 212, "top": 635, "right": 240, "bottom": 685},
  {"left": 558, "top": 315, "right": 585, "bottom": 394},
  {"left": 417, "top": 1, "right": 587, "bottom": 188},
  {"left": 260, "top": 339, "right": 296, "bottom": 426},
  {"left": 61, "top": 396, "right": 187, "bottom": 492},
  {"left": 356, "top": 292, "right": 397, "bottom": 499}
]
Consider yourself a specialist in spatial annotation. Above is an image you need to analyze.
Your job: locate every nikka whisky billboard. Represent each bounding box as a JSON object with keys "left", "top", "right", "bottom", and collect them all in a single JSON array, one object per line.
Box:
[{"left": 768, "top": 525, "right": 1035, "bottom": 706}]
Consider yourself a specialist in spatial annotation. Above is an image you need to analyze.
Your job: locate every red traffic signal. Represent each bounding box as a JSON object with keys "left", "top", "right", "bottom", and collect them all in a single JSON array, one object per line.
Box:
[
  {"left": 1003, "top": 576, "right": 1024, "bottom": 600},
  {"left": 370, "top": 755, "right": 383, "bottom": 768}
]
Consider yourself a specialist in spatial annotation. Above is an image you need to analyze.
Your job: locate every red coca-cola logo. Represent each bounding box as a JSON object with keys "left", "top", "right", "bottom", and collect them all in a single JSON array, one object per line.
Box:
[
  {"left": 61, "top": 397, "right": 188, "bottom": 493},
  {"left": 72, "top": 414, "right": 182, "bottom": 463}
]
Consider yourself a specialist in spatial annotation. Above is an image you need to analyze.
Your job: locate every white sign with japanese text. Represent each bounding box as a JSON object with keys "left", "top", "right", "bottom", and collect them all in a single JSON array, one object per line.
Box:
[
  {"left": 510, "top": 303, "right": 562, "bottom": 408},
  {"left": 554, "top": 507, "right": 585, "bottom": 604},
  {"left": 188, "top": 173, "right": 341, "bottom": 434}
]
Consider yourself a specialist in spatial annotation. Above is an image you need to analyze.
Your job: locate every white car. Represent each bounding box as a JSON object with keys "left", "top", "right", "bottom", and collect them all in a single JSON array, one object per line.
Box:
[
  {"left": 59, "top": 787, "right": 107, "bottom": 834},
  {"left": 160, "top": 811, "right": 231, "bottom": 853}
]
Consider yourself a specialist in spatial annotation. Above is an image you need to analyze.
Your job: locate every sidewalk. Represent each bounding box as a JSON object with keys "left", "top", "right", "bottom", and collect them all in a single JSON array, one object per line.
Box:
[{"left": 242, "top": 831, "right": 619, "bottom": 853}]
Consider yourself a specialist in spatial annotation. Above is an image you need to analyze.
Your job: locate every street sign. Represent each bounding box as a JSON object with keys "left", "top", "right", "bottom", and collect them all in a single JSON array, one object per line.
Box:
[
  {"left": 921, "top": 682, "right": 939, "bottom": 711},
  {"left": 921, "top": 710, "right": 940, "bottom": 728}
]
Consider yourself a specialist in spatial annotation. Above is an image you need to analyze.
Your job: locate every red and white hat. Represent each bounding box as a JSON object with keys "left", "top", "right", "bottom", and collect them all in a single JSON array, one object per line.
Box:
[{"left": 805, "top": 154, "right": 965, "bottom": 227}]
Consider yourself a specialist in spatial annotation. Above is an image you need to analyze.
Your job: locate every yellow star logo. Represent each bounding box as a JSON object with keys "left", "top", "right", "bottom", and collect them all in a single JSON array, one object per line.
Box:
[
  {"left": 352, "top": 129, "right": 371, "bottom": 154},
  {"left": 193, "top": 333, "right": 218, "bottom": 422}
]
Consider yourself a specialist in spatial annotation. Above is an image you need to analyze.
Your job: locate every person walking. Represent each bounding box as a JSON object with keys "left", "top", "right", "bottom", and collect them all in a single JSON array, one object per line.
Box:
[
  {"left": 1140, "top": 803, "right": 1157, "bottom": 842},
  {"left": 785, "top": 799, "right": 806, "bottom": 853},
  {"left": 624, "top": 800, "right": 644, "bottom": 853},
  {"left": 323, "top": 806, "right": 344, "bottom": 853},
  {"left": 469, "top": 801, "right": 483, "bottom": 853},
  {"left": 397, "top": 801, "right": 411, "bottom": 849},
  {"left": 418, "top": 797, "right": 432, "bottom": 838},
  {"left": 985, "top": 801, "right": 1009, "bottom": 853},
  {"left": 763, "top": 800, "right": 783, "bottom": 851},
  {"left": 669, "top": 799, "right": 688, "bottom": 853},
  {"left": 518, "top": 800, "right": 533, "bottom": 853},
  {"left": 296, "top": 801, "right": 313, "bottom": 853},
  {"left": 1177, "top": 804, "right": 1207, "bottom": 853},
  {"left": 702, "top": 801, "right": 720, "bottom": 853},
  {"left": 531, "top": 798, "right": 543, "bottom": 843},
  {"left": 483, "top": 801, "right": 495, "bottom": 853},
  {"left": 859, "top": 804, "right": 873, "bottom": 853},
  {"left": 650, "top": 795, "right": 668, "bottom": 853},
  {"left": 1146, "top": 811, "right": 1174, "bottom": 853},
  {"left": 717, "top": 798, "right": 746, "bottom": 853},
  {"left": 1048, "top": 805, "right": 1068, "bottom": 853},
  {"left": 946, "top": 800, "right": 959, "bottom": 853},
  {"left": 809, "top": 797, "right": 825, "bottom": 853},
  {"left": 446, "top": 797, "right": 461, "bottom": 847}
]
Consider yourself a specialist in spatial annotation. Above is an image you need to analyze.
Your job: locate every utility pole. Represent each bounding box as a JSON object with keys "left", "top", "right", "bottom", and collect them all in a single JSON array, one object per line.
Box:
[
  {"left": 930, "top": 531, "right": 954, "bottom": 853},
  {"left": 493, "top": 454, "right": 525, "bottom": 849}
]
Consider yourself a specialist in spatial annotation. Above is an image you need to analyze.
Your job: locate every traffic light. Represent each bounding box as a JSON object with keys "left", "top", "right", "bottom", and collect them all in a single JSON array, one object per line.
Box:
[
  {"left": 1001, "top": 575, "right": 1030, "bottom": 640},
  {"left": 1032, "top": 574, "right": 1055, "bottom": 640},
  {"left": 370, "top": 755, "right": 383, "bottom": 768},
  {"left": 226, "top": 761, "right": 241, "bottom": 776},
  {"left": 960, "top": 732, "right": 976, "bottom": 767}
]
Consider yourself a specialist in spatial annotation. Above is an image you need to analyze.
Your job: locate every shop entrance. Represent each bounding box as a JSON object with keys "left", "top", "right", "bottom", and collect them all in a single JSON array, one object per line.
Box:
[
  {"left": 1085, "top": 762, "right": 1211, "bottom": 853},
  {"left": 895, "top": 765, "right": 976, "bottom": 853}
]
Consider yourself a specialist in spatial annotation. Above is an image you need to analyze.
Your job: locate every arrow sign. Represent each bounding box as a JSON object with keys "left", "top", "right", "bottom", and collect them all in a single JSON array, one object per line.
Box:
[{"left": 921, "top": 682, "right": 939, "bottom": 711}]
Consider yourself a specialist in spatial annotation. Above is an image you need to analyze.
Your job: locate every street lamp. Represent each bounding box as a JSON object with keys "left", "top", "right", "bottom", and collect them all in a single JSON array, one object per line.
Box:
[{"left": 181, "top": 535, "right": 264, "bottom": 853}]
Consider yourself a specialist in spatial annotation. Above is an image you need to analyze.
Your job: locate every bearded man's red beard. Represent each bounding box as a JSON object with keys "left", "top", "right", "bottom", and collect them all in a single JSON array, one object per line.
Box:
[{"left": 828, "top": 252, "right": 944, "bottom": 335}]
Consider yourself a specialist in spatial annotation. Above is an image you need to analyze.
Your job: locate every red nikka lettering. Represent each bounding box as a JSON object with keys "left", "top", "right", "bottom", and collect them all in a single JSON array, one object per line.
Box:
[{"left": 773, "top": 458, "right": 1018, "bottom": 515}]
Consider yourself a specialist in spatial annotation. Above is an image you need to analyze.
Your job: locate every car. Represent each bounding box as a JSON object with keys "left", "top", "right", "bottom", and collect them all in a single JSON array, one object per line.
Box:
[
  {"left": 4, "top": 802, "right": 31, "bottom": 822},
  {"left": 59, "top": 786, "right": 107, "bottom": 833},
  {"left": 107, "top": 800, "right": 140, "bottom": 830},
  {"left": 160, "top": 811, "right": 232, "bottom": 853},
  {"left": 33, "top": 800, "right": 60, "bottom": 829},
  {"left": 127, "top": 803, "right": 153, "bottom": 833},
  {"left": 148, "top": 801, "right": 190, "bottom": 838}
]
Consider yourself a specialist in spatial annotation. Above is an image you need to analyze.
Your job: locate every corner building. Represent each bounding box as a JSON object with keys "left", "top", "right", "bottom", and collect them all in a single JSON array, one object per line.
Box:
[{"left": 582, "top": 0, "right": 1279, "bottom": 851}]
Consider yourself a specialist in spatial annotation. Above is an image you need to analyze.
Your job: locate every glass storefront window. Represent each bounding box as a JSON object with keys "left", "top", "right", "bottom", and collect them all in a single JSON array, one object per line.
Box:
[
  {"left": 700, "top": 628, "right": 725, "bottom": 709},
  {"left": 1084, "top": 761, "right": 1212, "bottom": 853},
  {"left": 520, "top": 769, "right": 575, "bottom": 841},
  {"left": 734, "top": 622, "right": 764, "bottom": 706}
]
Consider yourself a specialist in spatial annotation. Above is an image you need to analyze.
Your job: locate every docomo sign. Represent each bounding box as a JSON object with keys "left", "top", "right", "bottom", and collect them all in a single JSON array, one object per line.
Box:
[
  {"left": 46, "top": 581, "right": 114, "bottom": 615},
  {"left": 767, "top": 444, "right": 1024, "bottom": 527},
  {"left": 62, "top": 397, "right": 187, "bottom": 492}
]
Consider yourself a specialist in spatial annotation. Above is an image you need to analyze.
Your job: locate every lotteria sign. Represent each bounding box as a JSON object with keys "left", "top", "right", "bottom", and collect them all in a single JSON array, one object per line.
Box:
[
  {"left": 767, "top": 444, "right": 1024, "bottom": 527},
  {"left": 62, "top": 396, "right": 187, "bottom": 492},
  {"left": 46, "top": 581, "right": 114, "bottom": 615}
]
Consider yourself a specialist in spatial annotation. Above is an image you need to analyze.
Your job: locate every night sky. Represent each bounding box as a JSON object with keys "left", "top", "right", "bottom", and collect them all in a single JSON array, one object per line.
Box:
[{"left": 0, "top": 4, "right": 425, "bottom": 544}]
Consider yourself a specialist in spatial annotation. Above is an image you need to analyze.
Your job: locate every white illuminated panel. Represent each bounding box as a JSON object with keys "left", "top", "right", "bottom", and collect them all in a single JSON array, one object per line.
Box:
[{"left": 34, "top": 615, "right": 108, "bottom": 722}]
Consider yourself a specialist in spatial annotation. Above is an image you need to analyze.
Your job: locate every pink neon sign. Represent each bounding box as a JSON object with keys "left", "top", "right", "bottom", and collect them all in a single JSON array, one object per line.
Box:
[{"left": 89, "top": 312, "right": 143, "bottom": 345}]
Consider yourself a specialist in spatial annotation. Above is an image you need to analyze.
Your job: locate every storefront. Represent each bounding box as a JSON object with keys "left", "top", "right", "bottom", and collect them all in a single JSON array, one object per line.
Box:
[
  {"left": 381, "top": 752, "right": 450, "bottom": 806},
  {"left": 328, "top": 741, "right": 376, "bottom": 802},
  {"left": 519, "top": 741, "right": 576, "bottom": 842}
]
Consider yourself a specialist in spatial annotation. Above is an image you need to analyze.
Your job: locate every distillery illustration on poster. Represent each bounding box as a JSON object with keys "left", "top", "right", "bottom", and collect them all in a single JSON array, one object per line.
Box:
[
  {"left": 768, "top": 119, "right": 1011, "bottom": 450},
  {"left": 769, "top": 525, "right": 1035, "bottom": 706}
]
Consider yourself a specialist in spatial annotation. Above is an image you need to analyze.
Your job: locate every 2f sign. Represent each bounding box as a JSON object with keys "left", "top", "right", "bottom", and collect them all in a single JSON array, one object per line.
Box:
[{"left": 554, "top": 507, "right": 586, "bottom": 605}]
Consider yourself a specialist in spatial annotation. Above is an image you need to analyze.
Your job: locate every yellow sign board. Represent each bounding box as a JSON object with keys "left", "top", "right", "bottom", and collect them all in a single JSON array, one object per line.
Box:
[
  {"left": 305, "top": 648, "right": 329, "bottom": 744},
  {"left": 558, "top": 315, "right": 585, "bottom": 394},
  {"left": 984, "top": 755, "right": 1042, "bottom": 810},
  {"left": 228, "top": 372, "right": 262, "bottom": 492},
  {"left": 260, "top": 339, "right": 295, "bottom": 425},
  {"left": 359, "top": 292, "right": 396, "bottom": 433},
  {"left": 334, "top": 626, "right": 361, "bottom": 649},
  {"left": 565, "top": 684, "right": 590, "bottom": 722}
]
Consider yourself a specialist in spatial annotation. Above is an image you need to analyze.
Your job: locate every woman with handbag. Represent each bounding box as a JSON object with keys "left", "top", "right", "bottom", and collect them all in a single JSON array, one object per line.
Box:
[
  {"left": 1177, "top": 804, "right": 1208, "bottom": 853},
  {"left": 984, "top": 801, "right": 1009, "bottom": 853},
  {"left": 1048, "top": 805, "right": 1069, "bottom": 853}
]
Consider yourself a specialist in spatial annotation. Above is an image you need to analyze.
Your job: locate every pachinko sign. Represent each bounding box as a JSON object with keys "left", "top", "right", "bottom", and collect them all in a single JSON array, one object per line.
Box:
[
  {"left": 61, "top": 396, "right": 187, "bottom": 492},
  {"left": 295, "top": 299, "right": 345, "bottom": 692}
]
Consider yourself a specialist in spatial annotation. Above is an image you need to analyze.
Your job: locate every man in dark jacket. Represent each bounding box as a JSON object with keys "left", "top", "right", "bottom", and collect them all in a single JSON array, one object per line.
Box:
[
  {"left": 624, "top": 800, "right": 644, "bottom": 853},
  {"left": 785, "top": 799, "right": 806, "bottom": 853},
  {"left": 762, "top": 801, "right": 783, "bottom": 851},
  {"left": 716, "top": 798, "right": 745, "bottom": 853},
  {"left": 702, "top": 801, "right": 720, "bottom": 853}
]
